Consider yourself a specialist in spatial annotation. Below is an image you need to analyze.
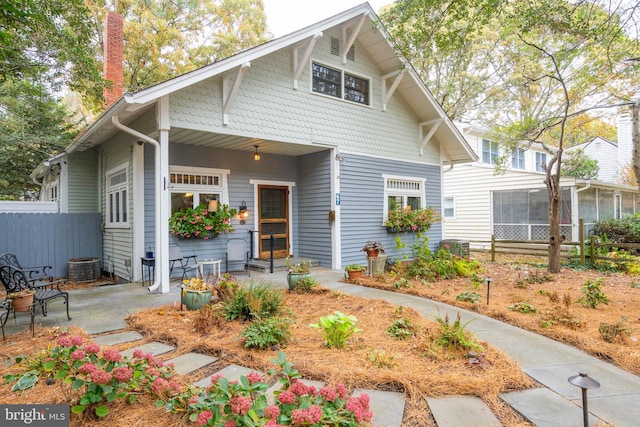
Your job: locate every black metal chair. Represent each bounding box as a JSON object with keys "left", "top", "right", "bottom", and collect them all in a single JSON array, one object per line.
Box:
[
  {"left": 225, "top": 238, "right": 250, "bottom": 276},
  {"left": 168, "top": 243, "right": 200, "bottom": 281},
  {"left": 0, "top": 265, "right": 71, "bottom": 321},
  {"left": 0, "top": 253, "right": 53, "bottom": 281}
]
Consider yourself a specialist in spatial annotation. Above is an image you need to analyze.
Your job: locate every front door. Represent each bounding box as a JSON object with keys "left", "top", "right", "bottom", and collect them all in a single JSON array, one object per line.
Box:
[{"left": 258, "top": 185, "right": 289, "bottom": 259}]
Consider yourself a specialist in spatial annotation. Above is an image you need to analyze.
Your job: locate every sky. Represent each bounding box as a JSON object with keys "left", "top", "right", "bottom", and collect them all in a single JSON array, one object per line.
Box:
[{"left": 263, "top": 0, "right": 392, "bottom": 38}]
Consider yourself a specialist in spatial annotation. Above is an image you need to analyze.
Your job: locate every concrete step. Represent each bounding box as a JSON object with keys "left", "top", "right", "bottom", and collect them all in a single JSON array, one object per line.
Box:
[
  {"left": 353, "top": 389, "right": 405, "bottom": 427},
  {"left": 165, "top": 352, "right": 218, "bottom": 375},
  {"left": 92, "top": 331, "right": 144, "bottom": 346},
  {"left": 120, "top": 341, "right": 175, "bottom": 358},
  {"left": 426, "top": 395, "right": 502, "bottom": 427},
  {"left": 501, "top": 388, "right": 602, "bottom": 427}
]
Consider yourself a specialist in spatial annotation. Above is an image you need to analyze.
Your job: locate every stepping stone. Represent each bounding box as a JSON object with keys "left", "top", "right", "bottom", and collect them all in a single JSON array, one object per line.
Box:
[
  {"left": 120, "top": 341, "right": 175, "bottom": 358},
  {"left": 427, "top": 395, "right": 501, "bottom": 427},
  {"left": 501, "top": 388, "right": 601, "bottom": 427},
  {"left": 353, "top": 389, "right": 405, "bottom": 427},
  {"left": 92, "top": 331, "right": 144, "bottom": 346},
  {"left": 165, "top": 353, "right": 218, "bottom": 375},
  {"left": 194, "top": 364, "right": 263, "bottom": 388}
]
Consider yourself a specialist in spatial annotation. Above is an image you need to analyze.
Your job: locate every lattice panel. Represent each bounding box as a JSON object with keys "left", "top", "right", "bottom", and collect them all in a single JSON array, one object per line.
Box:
[{"left": 494, "top": 225, "right": 528, "bottom": 240}]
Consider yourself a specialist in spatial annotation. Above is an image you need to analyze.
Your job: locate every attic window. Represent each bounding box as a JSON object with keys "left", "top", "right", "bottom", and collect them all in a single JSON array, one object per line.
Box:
[
  {"left": 312, "top": 62, "right": 369, "bottom": 105},
  {"left": 330, "top": 37, "right": 355, "bottom": 61}
]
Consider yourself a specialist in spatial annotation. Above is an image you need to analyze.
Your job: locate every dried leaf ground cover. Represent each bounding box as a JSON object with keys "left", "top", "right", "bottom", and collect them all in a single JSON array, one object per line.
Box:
[
  {"left": 0, "top": 286, "right": 534, "bottom": 427},
  {"left": 354, "top": 252, "right": 640, "bottom": 376}
]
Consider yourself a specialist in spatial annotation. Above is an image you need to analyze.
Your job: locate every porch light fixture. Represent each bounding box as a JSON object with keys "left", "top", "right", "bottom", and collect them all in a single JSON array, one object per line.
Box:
[
  {"left": 239, "top": 201, "right": 249, "bottom": 224},
  {"left": 568, "top": 372, "right": 600, "bottom": 427},
  {"left": 253, "top": 145, "right": 261, "bottom": 161},
  {"left": 486, "top": 277, "right": 492, "bottom": 305}
]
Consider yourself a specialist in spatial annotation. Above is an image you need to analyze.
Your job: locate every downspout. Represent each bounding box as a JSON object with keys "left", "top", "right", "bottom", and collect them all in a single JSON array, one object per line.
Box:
[{"left": 112, "top": 115, "right": 162, "bottom": 292}]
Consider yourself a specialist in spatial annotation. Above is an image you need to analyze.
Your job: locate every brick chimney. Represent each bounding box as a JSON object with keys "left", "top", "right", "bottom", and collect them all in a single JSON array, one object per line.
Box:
[{"left": 103, "top": 11, "right": 123, "bottom": 109}]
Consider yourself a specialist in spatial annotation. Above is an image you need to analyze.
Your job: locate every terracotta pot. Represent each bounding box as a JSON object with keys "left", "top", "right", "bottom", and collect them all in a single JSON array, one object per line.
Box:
[
  {"left": 347, "top": 270, "right": 363, "bottom": 280},
  {"left": 11, "top": 293, "right": 34, "bottom": 312},
  {"left": 366, "top": 249, "right": 379, "bottom": 259}
]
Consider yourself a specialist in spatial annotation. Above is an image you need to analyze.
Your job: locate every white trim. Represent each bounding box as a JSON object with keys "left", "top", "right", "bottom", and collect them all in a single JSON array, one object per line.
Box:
[
  {"left": 168, "top": 165, "right": 231, "bottom": 207},
  {"left": 133, "top": 143, "right": 145, "bottom": 282},
  {"left": 249, "top": 179, "right": 296, "bottom": 257},
  {"left": 332, "top": 148, "right": 341, "bottom": 269},
  {"left": 105, "top": 162, "right": 129, "bottom": 229},
  {"left": 382, "top": 174, "right": 426, "bottom": 223},
  {"left": 339, "top": 149, "right": 442, "bottom": 167},
  {"left": 443, "top": 196, "right": 455, "bottom": 219}
]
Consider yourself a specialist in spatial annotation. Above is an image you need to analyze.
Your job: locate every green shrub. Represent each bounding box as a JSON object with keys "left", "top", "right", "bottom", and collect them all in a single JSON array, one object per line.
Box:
[
  {"left": 404, "top": 237, "right": 480, "bottom": 281},
  {"left": 577, "top": 278, "right": 610, "bottom": 309},
  {"left": 508, "top": 301, "right": 537, "bottom": 313},
  {"left": 386, "top": 318, "right": 416, "bottom": 340},
  {"left": 599, "top": 319, "right": 631, "bottom": 343},
  {"left": 433, "top": 312, "right": 482, "bottom": 352},
  {"left": 223, "top": 281, "right": 284, "bottom": 321},
  {"left": 241, "top": 317, "right": 292, "bottom": 349},
  {"left": 292, "top": 276, "right": 319, "bottom": 292},
  {"left": 593, "top": 215, "right": 640, "bottom": 243},
  {"left": 456, "top": 291, "right": 480, "bottom": 304},
  {"left": 309, "top": 311, "right": 360, "bottom": 348}
]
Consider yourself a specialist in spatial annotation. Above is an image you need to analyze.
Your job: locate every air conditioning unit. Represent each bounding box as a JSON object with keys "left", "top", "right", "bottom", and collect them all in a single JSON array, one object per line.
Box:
[{"left": 439, "top": 239, "right": 470, "bottom": 258}]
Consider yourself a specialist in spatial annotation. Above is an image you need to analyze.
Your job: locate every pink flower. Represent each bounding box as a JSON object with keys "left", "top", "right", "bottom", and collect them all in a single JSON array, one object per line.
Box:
[
  {"left": 277, "top": 390, "right": 296, "bottom": 405},
  {"left": 90, "top": 369, "right": 112, "bottom": 385},
  {"left": 102, "top": 349, "right": 122, "bottom": 362},
  {"left": 290, "top": 380, "right": 316, "bottom": 396},
  {"left": 264, "top": 405, "right": 280, "bottom": 419},
  {"left": 150, "top": 377, "right": 169, "bottom": 395},
  {"left": 195, "top": 410, "right": 213, "bottom": 427},
  {"left": 246, "top": 372, "right": 264, "bottom": 384},
  {"left": 335, "top": 383, "right": 348, "bottom": 400},
  {"left": 346, "top": 394, "right": 373, "bottom": 423},
  {"left": 83, "top": 343, "right": 100, "bottom": 354},
  {"left": 133, "top": 349, "right": 144, "bottom": 358},
  {"left": 229, "top": 395, "right": 252, "bottom": 415},
  {"left": 209, "top": 373, "right": 223, "bottom": 384},
  {"left": 71, "top": 350, "right": 86, "bottom": 360},
  {"left": 223, "top": 421, "right": 236, "bottom": 427},
  {"left": 112, "top": 367, "right": 133, "bottom": 382},
  {"left": 70, "top": 336, "right": 84, "bottom": 346},
  {"left": 320, "top": 386, "right": 337, "bottom": 402},
  {"left": 78, "top": 363, "right": 97, "bottom": 374},
  {"left": 57, "top": 336, "right": 72, "bottom": 347},
  {"left": 291, "top": 405, "right": 322, "bottom": 425}
]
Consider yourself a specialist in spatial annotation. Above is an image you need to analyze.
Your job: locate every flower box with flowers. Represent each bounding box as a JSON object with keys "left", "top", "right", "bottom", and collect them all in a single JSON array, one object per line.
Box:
[
  {"left": 384, "top": 206, "right": 441, "bottom": 233},
  {"left": 169, "top": 204, "right": 237, "bottom": 239}
]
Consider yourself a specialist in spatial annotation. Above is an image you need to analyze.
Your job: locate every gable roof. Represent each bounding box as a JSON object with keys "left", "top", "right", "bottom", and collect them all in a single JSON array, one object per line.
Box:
[
  {"left": 67, "top": 2, "right": 475, "bottom": 164},
  {"left": 566, "top": 136, "right": 618, "bottom": 152}
]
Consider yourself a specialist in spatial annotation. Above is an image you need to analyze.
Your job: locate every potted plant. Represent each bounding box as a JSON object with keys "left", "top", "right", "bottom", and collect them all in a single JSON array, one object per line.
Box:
[
  {"left": 181, "top": 277, "right": 214, "bottom": 310},
  {"left": 285, "top": 257, "right": 311, "bottom": 290},
  {"left": 344, "top": 264, "right": 367, "bottom": 280},
  {"left": 169, "top": 204, "right": 237, "bottom": 239},
  {"left": 8, "top": 289, "right": 35, "bottom": 312},
  {"left": 362, "top": 241, "right": 384, "bottom": 259}
]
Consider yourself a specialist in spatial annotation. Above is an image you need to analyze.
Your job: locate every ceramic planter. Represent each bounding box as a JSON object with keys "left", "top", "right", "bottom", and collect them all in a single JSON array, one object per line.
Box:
[
  {"left": 183, "top": 289, "right": 212, "bottom": 310},
  {"left": 287, "top": 272, "right": 310, "bottom": 290},
  {"left": 11, "top": 293, "right": 34, "bottom": 312}
]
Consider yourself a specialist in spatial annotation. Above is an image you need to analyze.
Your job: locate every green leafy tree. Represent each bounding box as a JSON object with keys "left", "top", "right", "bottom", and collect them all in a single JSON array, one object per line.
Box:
[
  {"left": 561, "top": 148, "right": 599, "bottom": 179},
  {"left": 0, "top": 80, "right": 75, "bottom": 199}
]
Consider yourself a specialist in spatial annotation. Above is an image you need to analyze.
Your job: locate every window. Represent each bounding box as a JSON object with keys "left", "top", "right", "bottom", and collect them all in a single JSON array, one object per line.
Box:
[
  {"left": 383, "top": 175, "right": 425, "bottom": 220},
  {"left": 511, "top": 148, "right": 525, "bottom": 170},
  {"left": 169, "top": 166, "right": 230, "bottom": 216},
  {"left": 443, "top": 197, "right": 455, "bottom": 218},
  {"left": 535, "top": 152, "right": 547, "bottom": 172},
  {"left": 482, "top": 139, "right": 499, "bottom": 165},
  {"left": 312, "top": 62, "right": 370, "bottom": 105},
  {"left": 106, "top": 164, "right": 128, "bottom": 228}
]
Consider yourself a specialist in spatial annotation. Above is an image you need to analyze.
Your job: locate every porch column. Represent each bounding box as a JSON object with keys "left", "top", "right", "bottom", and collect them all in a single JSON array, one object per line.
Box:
[
  {"left": 158, "top": 96, "right": 171, "bottom": 294},
  {"left": 132, "top": 142, "right": 145, "bottom": 282},
  {"left": 332, "top": 148, "right": 342, "bottom": 269}
]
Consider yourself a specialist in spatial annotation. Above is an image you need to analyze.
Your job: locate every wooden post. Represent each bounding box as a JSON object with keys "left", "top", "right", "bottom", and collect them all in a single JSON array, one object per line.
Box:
[
  {"left": 590, "top": 235, "right": 596, "bottom": 264},
  {"left": 491, "top": 234, "right": 496, "bottom": 262},
  {"left": 579, "top": 218, "right": 585, "bottom": 266}
]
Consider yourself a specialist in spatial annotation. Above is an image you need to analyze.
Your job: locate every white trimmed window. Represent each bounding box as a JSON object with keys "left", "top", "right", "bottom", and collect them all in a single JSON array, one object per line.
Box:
[
  {"left": 383, "top": 175, "right": 425, "bottom": 221},
  {"left": 169, "top": 166, "right": 230, "bottom": 215},
  {"left": 311, "top": 62, "right": 370, "bottom": 105},
  {"left": 511, "top": 148, "right": 525, "bottom": 170},
  {"left": 535, "top": 152, "right": 547, "bottom": 172},
  {"left": 106, "top": 164, "right": 128, "bottom": 228},
  {"left": 443, "top": 197, "right": 455, "bottom": 218},
  {"left": 482, "top": 139, "right": 499, "bottom": 165}
]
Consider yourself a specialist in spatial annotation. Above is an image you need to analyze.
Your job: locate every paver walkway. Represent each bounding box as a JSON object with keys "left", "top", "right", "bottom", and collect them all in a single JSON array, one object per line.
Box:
[{"left": 3, "top": 268, "right": 640, "bottom": 426}]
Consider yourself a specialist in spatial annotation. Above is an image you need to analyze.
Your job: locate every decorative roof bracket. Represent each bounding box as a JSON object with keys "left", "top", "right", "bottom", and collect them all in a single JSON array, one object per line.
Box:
[
  {"left": 293, "top": 33, "right": 323, "bottom": 90},
  {"left": 381, "top": 70, "right": 405, "bottom": 111},
  {"left": 341, "top": 14, "right": 367, "bottom": 64},
  {"left": 419, "top": 118, "right": 444, "bottom": 156},
  {"left": 222, "top": 62, "right": 251, "bottom": 125}
]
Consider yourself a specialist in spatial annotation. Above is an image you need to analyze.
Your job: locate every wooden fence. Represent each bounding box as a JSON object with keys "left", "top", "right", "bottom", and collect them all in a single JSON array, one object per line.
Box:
[{"left": 0, "top": 213, "right": 102, "bottom": 278}]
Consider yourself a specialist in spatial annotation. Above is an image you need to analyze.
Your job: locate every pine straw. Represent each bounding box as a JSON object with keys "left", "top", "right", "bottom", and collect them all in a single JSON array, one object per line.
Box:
[{"left": 1, "top": 288, "right": 535, "bottom": 426}]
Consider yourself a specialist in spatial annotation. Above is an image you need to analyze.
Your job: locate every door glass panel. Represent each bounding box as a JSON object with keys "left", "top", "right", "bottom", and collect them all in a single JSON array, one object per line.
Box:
[
  {"left": 261, "top": 188, "right": 287, "bottom": 218},
  {"left": 262, "top": 222, "right": 287, "bottom": 234},
  {"left": 261, "top": 238, "right": 288, "bottom": 252}
]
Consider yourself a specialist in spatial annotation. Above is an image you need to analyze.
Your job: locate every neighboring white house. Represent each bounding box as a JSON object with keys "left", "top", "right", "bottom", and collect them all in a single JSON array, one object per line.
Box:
[
  {"left": 443, "top": 116, "right": 639, "bottom": 247},
  {"left": 32, "top": 4, "right": 476, "bottom": 290}
]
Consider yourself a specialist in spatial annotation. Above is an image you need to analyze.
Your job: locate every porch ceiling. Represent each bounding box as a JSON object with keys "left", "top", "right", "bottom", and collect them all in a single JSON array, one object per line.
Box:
[{"left": 170, "top": 127, "right": 327, "bottom": 157}]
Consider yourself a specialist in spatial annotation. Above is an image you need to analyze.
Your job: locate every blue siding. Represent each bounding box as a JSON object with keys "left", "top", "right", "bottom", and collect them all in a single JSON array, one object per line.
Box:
[
  {"left": 298, "top": 151, "right": 332, "bottom": 267},
  {"left": 339, "top": 153, "right": 442, "bottom": 266}
]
